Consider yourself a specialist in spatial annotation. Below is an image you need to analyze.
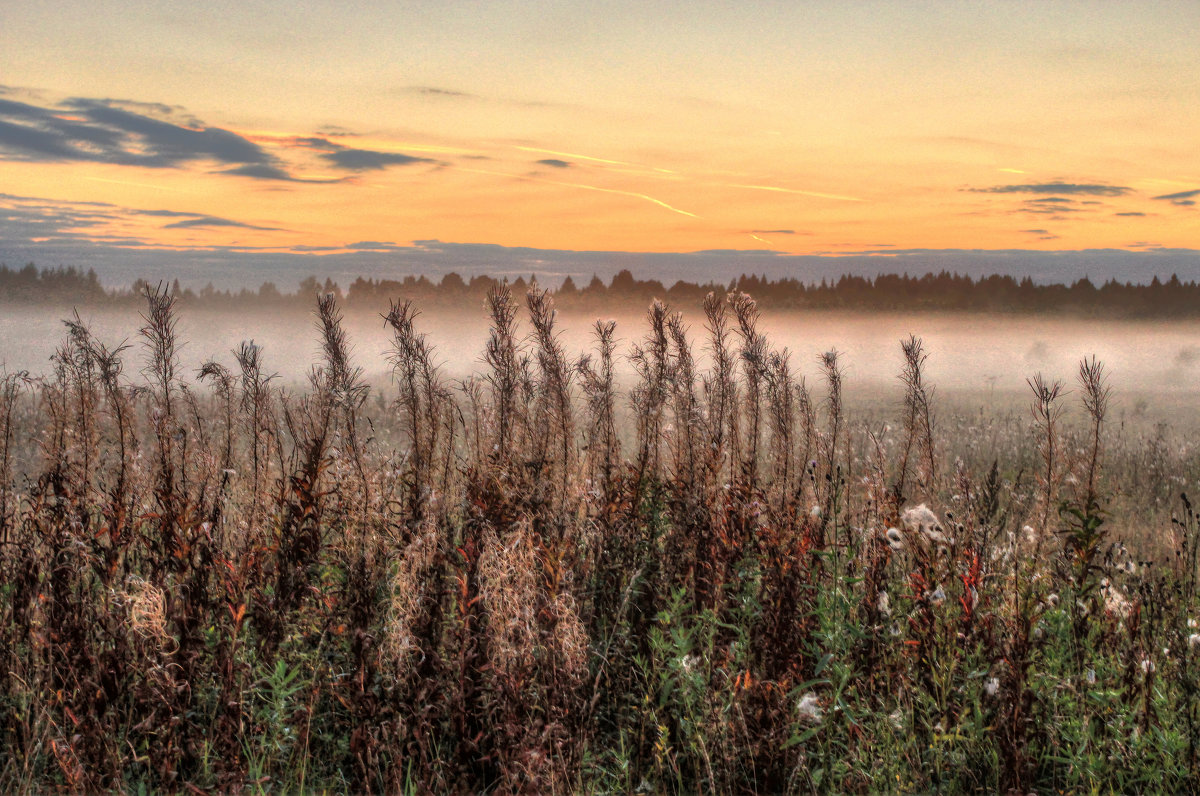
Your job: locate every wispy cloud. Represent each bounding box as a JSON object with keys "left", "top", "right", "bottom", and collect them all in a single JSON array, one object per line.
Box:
[
  {"left": 403, "top": 86, "right": 573, "bottom": 112},
  {"left": 314, "top": 124, "right": 360, "bottom": 137},
  {"left": 0, "top": 192, "right": 285, "bottom": 247},
  {"left": 968, "top": 181, "right": 1132, "bottom": 197},
  {"left": 1022, "top": 228, "right": 1059, "bottom": 240},
  {"left": 219, "top": 163, "right": 328, "bottom": 182},
  {"left": 0, "top": 95, "right": 303, "bottom": 180},
  {"left": 969, "top": 182, "right": 1128, "bottom": 198},
  {"left": 275, "top": 134, "right": 441, "bottom": 172},
  {"left": 746, "top": 229, "right": 809, "bottom": 246},
  {"left": 131, "top": 208, "right": 204, "bottom": 218},
  {"left": 405, "top": 86, "right": 477, "bottom": 99},
  {"left": 162, "top": 215, "right": 282, "bottom": 231},
  {"left": 346, "top": 240, "right": 408, "bottom": 251},
  {"left": 1153, "top": 188, "right": 1200, "bottom": 206},
  {"left": 320, "top": 148, "right": 437, "bottom": 171},
  {"left": 536, "top": 158, "right": 571, "bottom": 168},
  {"left": 693, "top": 248, "right": 778, "bottom": 256},
  {"left": 1018, "top": 205, "right": 1085, "bottom": 215}
]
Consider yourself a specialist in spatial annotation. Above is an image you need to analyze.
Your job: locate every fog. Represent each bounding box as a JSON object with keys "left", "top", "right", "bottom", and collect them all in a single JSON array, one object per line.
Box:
[{"left": 3, "top": 299, "right": 1199, "bottom": 418}]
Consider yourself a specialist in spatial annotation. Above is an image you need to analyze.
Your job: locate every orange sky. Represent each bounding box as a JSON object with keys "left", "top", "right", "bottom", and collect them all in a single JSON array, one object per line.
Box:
[{"left": 1, "top": 1, "right": 1198, "bottom": 267}]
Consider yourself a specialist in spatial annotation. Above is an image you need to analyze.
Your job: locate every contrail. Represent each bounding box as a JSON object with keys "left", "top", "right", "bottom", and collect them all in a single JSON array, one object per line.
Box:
[
  {"left": 85, "top": 176, "right": 191, "bottom": 192},
  {"left": 727, "top": 183, "right": 863, "bottom": 202},
  {"left": 562, "top": 181, "right": 697, "bottom": 218},
  {"left": 460, "top": 167, "right": 699, "bottom": 219},
  {"left": 516, "top": 146, "right": 679, "bottom": 175},
  {"left": 514, "top": 145, "right": 634, "bottom": 166}
]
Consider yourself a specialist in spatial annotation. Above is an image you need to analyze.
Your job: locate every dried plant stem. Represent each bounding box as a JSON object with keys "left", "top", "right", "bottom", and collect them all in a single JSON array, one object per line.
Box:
[
  {"left": 1078, "top": 355, "right": 1110, "bottom": 506},
  {"left": 1028, "top": 372, "right": 1065, "bottom": 537}
]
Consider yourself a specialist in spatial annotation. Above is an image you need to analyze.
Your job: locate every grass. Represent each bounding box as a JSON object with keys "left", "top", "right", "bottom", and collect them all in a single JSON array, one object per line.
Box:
[{"left": 1, "top": 282, "right": 1199, "bottom": 793}]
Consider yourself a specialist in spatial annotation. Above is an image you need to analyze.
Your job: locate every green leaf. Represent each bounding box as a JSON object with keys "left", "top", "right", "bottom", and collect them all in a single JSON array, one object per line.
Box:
[{"left": 782, "top": 726, "right": 821, "bottom": 749}]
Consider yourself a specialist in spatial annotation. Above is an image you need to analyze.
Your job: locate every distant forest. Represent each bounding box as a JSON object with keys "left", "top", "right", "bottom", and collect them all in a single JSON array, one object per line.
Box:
[{"left": 4, "top": 261, "right": 1200, "bottom": 317}]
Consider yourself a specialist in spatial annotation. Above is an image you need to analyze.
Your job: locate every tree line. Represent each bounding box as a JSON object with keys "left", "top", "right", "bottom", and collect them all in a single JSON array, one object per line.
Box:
[{"left": 4, "top": 262, "right": 1200, "bottom": 317}]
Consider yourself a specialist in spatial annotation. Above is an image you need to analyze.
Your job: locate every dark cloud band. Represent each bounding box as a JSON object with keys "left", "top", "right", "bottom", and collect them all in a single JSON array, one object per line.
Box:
[
  {"left": 1154, "top": 189, "right": 1200, "bottom": 207},
  {"left": 163, "top": 215, "right": 282, "bottom": 231},
  {"left": 968, "top": 182, "right": 1131, "bottom": 197},
  {"left": 0, "top": 95, "right": 298, "bottom": 180},
  {"left": 320, "top": 148, "right": 436, "bottom": 171}
]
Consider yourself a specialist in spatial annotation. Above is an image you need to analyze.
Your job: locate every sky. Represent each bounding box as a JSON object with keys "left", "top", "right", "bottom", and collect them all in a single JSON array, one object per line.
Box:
[{"left": 2, "top": 0, "right": 1199, "bottom": 289}]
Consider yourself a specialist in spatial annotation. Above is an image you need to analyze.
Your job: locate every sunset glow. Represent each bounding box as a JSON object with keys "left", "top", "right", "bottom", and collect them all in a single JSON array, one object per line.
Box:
[{"left": 2, "top": 1, "right": 1198, "bottom": 282}]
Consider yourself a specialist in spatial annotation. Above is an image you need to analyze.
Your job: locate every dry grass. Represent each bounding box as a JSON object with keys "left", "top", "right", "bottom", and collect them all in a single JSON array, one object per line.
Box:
[{"left": 1, "top": 283, "right": 1199, "bottom": 793}]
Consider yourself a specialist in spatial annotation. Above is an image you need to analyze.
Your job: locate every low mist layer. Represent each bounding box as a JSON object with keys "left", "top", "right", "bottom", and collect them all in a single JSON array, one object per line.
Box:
[{"left": 4, "top": 298, "right": 1200, "bottom": 402}]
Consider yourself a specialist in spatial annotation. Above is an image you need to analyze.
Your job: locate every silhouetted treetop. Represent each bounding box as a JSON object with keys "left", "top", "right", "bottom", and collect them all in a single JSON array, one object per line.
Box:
[{"left": 5, "top": 261, "right": 1200, "bottom": 318}]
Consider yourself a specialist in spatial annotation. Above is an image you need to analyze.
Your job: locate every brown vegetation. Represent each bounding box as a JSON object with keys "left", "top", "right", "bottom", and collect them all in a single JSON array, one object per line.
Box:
[{"left": 1, "top": 283, "right": 1199, "bottom": 792}]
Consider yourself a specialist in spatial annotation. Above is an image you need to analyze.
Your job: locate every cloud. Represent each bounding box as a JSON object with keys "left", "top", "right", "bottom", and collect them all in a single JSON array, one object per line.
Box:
[
  {"left": 319, "top": 147, "right": 437, "bottom": 171},
  {"left": 402, "top": 86, "right": 573, "bottom": 113},
  {"left": 968, "top": 181, "right": 1132, "bottom": 197},
  {"left": 281, "top": 135, "right": 447, "bottom": 172},
  {"left": 314, "top": 125, "right": 361, "bottom": 137},
  {"left": 1116, "top": 212, "right": 1147, "bottom": 217},
  {"left": 284, "top": 135, "right": 344, "bottom": 149},
  {"left": 0, "top": 117, "right": 90, "bottom": 159},
  {"left": 1023, "top": 229, "right": 1050, "bottom": 235},
  {"left": 1017, "top": 206, "right": 1084, "bottom": 215},
  {"left": 162, "top": 215, "right": 282, "bottom": 231},
  {"left": 0, "top": 198, "right": 118, "bottom": 242},
  {"left": 752, "top": 229, "right": 800, "bottom": 235},
  {"left": 407, "top": 86, "right": 477, "bottom": 99},
  {"left": 219, "top": 163, "right": 314, "bottom": 181},
  {"left": 0, "top": 95, "right": 300, "bottom": 179},
  {"left": 131, "top": 208, "right": 209, "bottom": 218},
  {"left": 84, "top": 97, "right": 203, "bottom": 126},
  {"left": 692, "top": 249, "right": 779, "bottom": 256},
  {"left": 0, "top": 192, "right": 285, "bottom": 248},
  {"left": 0, "top": 191, "right": 112, "bottom": 206},
  {"left": 346, "top": 240, "right": 406, "bottom": 250},
  {"left": 1154, "top": 189, "right": 1200, "bottom": 200},
  {"left": 536, "top": 158, "right": 571, "bottom": 168},
  {"left": 1024, "top": 197, "right": 1075, "bottom": 204},
  {"left": 1154, "top": 188, "right": 1200, "bottom": 206},
  {"left": 64, "top": 99, "right": 266, "bottom": 166}
]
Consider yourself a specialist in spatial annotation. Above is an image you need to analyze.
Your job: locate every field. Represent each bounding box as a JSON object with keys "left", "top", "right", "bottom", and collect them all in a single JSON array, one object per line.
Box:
[{"left": 3, "top": 284, "right": 1200, "bottom": 793}]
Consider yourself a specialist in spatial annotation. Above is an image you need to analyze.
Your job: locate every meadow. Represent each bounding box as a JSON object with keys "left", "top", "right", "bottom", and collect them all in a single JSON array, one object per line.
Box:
[{"left": 2, "top": 284, "right": 1200, "bottom": 793}]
